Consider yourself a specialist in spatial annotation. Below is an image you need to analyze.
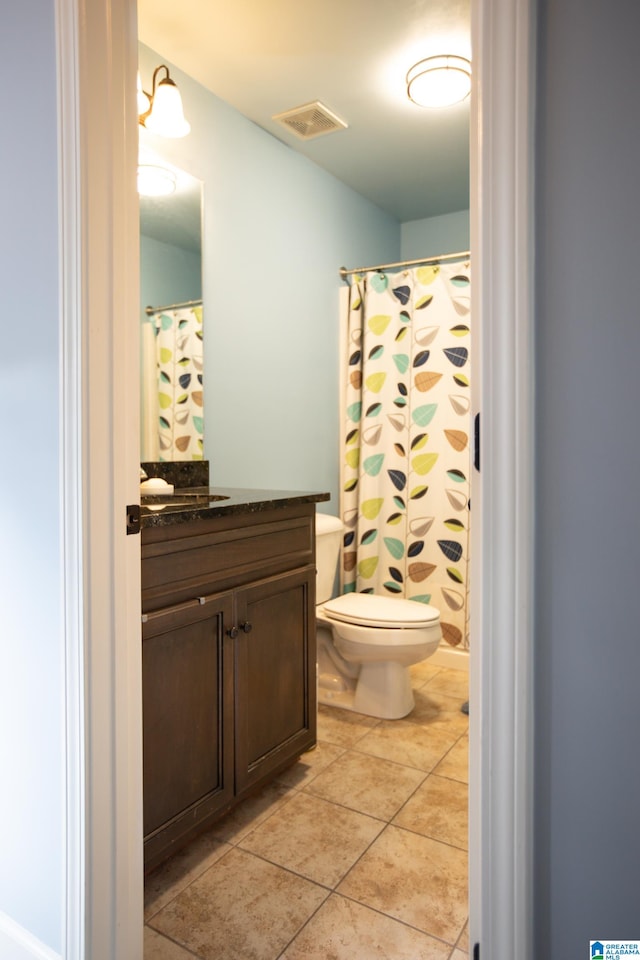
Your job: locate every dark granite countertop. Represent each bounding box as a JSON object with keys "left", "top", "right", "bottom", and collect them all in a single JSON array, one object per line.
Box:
[{"left": 141, "top": 486, "right": 330, "bottom": 529}]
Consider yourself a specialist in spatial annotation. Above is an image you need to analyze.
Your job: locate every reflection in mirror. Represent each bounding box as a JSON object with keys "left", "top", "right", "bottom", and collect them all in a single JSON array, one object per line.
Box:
[{"left": 139, "top": 161, "right": 204, "bottom": 460}]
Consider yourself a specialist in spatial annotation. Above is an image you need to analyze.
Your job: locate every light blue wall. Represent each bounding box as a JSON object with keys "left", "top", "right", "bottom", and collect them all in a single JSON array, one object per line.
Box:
[
  {"left": 139, "top": 44, "right": 400, "bottom": 508},
  {"left": 140, "top": 234, "right": 202, "bottom": 319},
  {"left": 0, "top": 0, "right": 62, "bottom": 952},
  {"left": 401, "top": 209, "right": 470, "bottom": 260},
  {"left": 535, "top": 0, "right": 640, "bottom": 953}
]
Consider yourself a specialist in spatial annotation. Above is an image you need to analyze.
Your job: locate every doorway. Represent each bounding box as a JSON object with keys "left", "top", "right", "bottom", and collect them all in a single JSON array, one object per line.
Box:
[{"left": 61, "top": 0, "right": 535, "bottom": 956}]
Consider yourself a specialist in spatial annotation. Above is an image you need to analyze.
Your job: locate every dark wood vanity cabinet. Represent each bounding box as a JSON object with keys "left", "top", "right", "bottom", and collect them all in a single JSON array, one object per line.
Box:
[
  {"left": 141, "top": 590, "right": 235, "bottom": 870},
  {"left": 234, "top": 566, "right": 316, "bottom": 794},
  {"left": 141, "top": 503, "right": 317, "bottom": 873}
]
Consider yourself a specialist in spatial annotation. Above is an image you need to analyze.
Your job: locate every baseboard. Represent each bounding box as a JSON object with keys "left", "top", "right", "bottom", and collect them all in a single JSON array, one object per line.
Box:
[
  {"left": 0, "top": 912, "right": 62, "bottom": 960},
  {"left": 430, "top": 645, "right": 470, "bottom": 672}
]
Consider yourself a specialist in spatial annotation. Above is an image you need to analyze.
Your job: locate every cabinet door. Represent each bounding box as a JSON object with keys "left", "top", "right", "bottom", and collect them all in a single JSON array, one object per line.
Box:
[
  {"left": 142, "top": 591, "right": 234, "bottom": 871},
  {"left": 235, "top": 565, "right": 316, "bottom": 794}
]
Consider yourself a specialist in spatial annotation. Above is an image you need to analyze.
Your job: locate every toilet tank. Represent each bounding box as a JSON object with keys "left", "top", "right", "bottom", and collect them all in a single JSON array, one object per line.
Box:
[{"left": 315, "top": 513, "right": 344, "bottom": 604}]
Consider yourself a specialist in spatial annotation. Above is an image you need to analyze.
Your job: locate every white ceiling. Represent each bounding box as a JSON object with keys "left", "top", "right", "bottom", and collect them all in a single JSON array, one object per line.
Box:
[
  {"left": 137, "top": 0, "right": 470, "bottom": 224},
  {"left": 139, "top": 146, "right": 203, "bottom": 253}
]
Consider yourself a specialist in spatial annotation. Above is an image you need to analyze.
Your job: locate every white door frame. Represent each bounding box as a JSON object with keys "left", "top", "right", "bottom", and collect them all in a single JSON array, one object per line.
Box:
[
  {"left": 58, "top": 0, "right": 536, "bottom": 956},
  {"left": 58, "top": 0, "right": 142, "bottom": 958},
  {"left": 469, "top": 0, "right": 535, "bottom": 957}
]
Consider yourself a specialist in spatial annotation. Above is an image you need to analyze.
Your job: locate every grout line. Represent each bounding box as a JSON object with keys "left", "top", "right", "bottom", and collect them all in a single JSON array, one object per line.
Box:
[
  {"left": 330, "top": 887, "right": 463, "bottom": 952},
  {"left": 347, "top": 740, "right": 449, "bottom": 774},
  {"left": 145, "top": 923, "right": 206, "bottom": 959},
  {"left": 389, "top": 769, "right": 437, "bottom": 820},
  {"left": 306, "top": 750, "right": 433, "bottom": 809},
  {"left": 219, "top": 844, "right": 337, "bottom": 894},
  {"left": 348, "top": 730, "right": 465, "bottom": 774},
  {"left": 329, "top": 820, "right": 394, "bottom": 891},
  {"left": 294, "top": 784, "right": 412, "bottom": 826},
  {"left": 207, "top": 785, "right": 299, "bottom": 848},
  {"left": 451, "top": 915, "right": 470, "bottom": 957},
  {"left": 273, "top": 891, "right": 333, "bottom": 960},
  {"left": 386, "top": 819, "right": 469, "bottom": 855},
  {"left": 143, "top": 840, "right": 235, "bottom": 922},
  {"left": 280, "top": 889, "right": 464, "bottom": 958},
  {"left": 273, "top": 740, "right": 349, "bottom": 791},
  {"left": 428, "top": 768, "right": 469, "bottom": 786},
  {"left": 233, "top": 793, "right": 391, "bottom": 893},
  {"left": 429, "top": 730, "right": 470, "bottom": 781}
]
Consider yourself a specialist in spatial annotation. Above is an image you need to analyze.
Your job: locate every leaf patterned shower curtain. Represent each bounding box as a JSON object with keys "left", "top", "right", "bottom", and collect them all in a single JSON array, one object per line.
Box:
[
  {"left": 340, "top": 262, "right": 471, "bottom": 649},
  {"left": 146, "top": 303, "right": 204, "bottom": 460}
]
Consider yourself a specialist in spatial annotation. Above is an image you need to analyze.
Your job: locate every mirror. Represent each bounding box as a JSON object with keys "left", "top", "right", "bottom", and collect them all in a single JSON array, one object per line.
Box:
[{"left": 139, "top": 157, "right": 204, "bottom": 461}]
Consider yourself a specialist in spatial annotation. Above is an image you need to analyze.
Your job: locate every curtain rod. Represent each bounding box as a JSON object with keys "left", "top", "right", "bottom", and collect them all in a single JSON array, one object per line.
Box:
[
  {"left": 145, "top": 298, "right": 203, "bottom": 316},
  {"left": 339, "top": 249, "right": 470, "bottom": 280}
]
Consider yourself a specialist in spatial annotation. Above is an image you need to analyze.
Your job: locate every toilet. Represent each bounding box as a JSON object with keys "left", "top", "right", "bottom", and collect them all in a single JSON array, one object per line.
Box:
[{"left": 315, "top": 513, "right": 442, "bottom": 719}]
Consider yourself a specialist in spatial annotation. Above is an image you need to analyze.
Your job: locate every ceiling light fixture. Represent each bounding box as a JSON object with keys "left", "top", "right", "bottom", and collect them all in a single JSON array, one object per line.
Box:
[
  {"left": 406, "top": 55, "right": 471, "bottom": 108},
  {"left": 137, "top": 164, "right": 177, "bottom": 197},
  {"left": 138, "top": 64, "right": 191, "bottom": 138}
]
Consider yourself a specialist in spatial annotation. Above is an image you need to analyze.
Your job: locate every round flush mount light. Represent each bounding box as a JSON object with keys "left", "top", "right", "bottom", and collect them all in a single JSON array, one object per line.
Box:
[
  {"left": 406, "top": 55, "right": 472, "bottom": 108},
  {"left": 137, "top": 164, "right": 177, "bottom": 197}
]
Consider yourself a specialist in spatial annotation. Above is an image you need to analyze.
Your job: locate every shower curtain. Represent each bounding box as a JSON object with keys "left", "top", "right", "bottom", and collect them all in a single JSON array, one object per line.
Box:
[
  {"left": 143, "top": 303, "right": 204, "bottom": 460},
  {"left": 340, "top": 262, "right": 471, "bottom": 649}
]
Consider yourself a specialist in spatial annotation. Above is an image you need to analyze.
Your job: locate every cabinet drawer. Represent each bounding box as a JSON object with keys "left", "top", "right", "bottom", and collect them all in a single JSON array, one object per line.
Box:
[{"left": 142, "top": 510, "right": 314, "bottom": 610}]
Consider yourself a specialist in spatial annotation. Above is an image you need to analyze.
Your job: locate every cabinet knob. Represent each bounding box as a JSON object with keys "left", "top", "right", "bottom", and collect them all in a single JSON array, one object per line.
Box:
[
  {"left": 227, "top": 626, "right": 239, "bottom": 639},
  {"left": 239, "top": 621, "right": 253, "bottom": 634}
]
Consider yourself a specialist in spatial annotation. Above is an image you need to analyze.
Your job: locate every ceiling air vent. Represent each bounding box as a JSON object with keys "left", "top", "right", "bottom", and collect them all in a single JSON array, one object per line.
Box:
[{"left": 272, "top": 101, "right": 348, "bottom": 141}]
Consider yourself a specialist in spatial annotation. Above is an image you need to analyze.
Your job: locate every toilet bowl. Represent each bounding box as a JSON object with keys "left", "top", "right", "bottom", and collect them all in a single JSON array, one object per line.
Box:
[{"left": 315, "top": 514, "right": 442, "bottom": 719}]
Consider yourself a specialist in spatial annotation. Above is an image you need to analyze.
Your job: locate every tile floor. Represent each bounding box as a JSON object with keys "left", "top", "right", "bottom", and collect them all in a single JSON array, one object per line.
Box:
[{"left": 144, "top": 663, "right": 469, "bottom": 960}]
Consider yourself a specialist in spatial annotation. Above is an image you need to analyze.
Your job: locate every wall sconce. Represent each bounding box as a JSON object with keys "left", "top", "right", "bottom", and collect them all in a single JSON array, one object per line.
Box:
[
  {"left": 138, "top": 65, "right": 191, "bottom": 138},
  {"left": 406, "top": 55, "right": 471, "bottom": 108}
]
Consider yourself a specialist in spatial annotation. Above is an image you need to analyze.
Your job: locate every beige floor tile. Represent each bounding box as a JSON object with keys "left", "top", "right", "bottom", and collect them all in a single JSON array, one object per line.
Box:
[
  {"left": 316, "top": 704, "right": 380, "bottom": 747},
  {"left": 458, "top": 919, "right": 469, "bottom": 951},
  {"left": 144, "top": 926, "right": 197, "bottom": 959},
  {"left": 281, "top": 893, "right": 452, "bottom": 960},
  {"left": 337, "top": 825, "right": 468, "bottom": 944},
  {"left": 449, "top": 950, "right": 468, "bottom": 959},
  {"left": 304, "top": 750, "right": 426, "bottom": 820},
  {"left": 239, "top": 791, "right": 384, "bottom": 888},
  {"left": 410, "top": 661, "right": 444, "bottom": 688},
  {"left": 407, "top": 688, "right": 470, "bottom": 734},
  {"left": 433, "top": 736, "right": 468, "bottom": 784},
  {"left": 205, "top": 779, "right": 294, "bottom": 844},
  {"left": 424, "top": 667, "right": 469, "bottom": 701},
  {"left": 149, "top": 847, "right": 328, "bottom": 960},
  {"left": 355, "top": 718, "right": 461, "bottom": 772},
  {"left": 144, "top": 830, "right": 231, "bottom": 920},
  {"left": 393, "top": 775, "right": 468, "bottom": 850},
  {"left": 276, "top": 740, "right": 346, "bottom": 789}
]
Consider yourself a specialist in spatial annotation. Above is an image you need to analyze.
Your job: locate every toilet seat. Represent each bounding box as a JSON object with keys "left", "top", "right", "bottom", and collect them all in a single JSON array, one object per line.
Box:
[{"left": 322, "top": 593, "right": 440, "bottom": 630}]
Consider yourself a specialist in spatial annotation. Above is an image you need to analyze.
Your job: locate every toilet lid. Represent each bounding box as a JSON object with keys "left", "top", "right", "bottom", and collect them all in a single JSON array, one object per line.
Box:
[{"left": 323, "top": 593, "right": 440, "bottom": 629}]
